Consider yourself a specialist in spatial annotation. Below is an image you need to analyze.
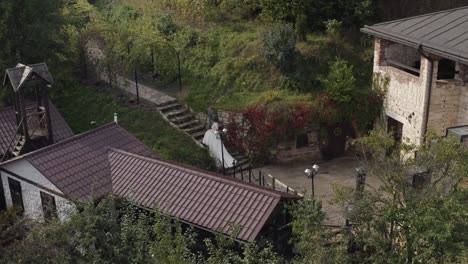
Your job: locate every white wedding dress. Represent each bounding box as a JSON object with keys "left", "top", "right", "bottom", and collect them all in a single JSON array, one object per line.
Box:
[{"left": 202, "top": 123, "right": 237, "bottom": 169}]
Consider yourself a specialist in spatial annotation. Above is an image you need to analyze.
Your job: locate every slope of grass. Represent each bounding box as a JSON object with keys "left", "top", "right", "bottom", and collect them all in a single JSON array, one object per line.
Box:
[
  {"left": 53, "top": 84, "right": 215, "bottom": 170},
  {"left": 93, "top": 0, "right": 373, "bottom": 112}
]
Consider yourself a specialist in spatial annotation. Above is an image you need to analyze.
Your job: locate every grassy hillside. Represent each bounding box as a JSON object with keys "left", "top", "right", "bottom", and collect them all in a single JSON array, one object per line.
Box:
[
  {"left": 91, "top": 0, "right": 374, "bottom": 112},
  {"left": 52, "top": 84, "right": 215, "bottom": 170}
]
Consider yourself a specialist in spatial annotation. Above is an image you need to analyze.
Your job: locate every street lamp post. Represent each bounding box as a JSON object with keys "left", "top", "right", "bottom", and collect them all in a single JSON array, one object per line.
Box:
[
  {"left": 305, "top": 164, "right": 320, "bottom": 197},
  {"left": 215, "top": 128, "right": 228, "bottom": 175}
]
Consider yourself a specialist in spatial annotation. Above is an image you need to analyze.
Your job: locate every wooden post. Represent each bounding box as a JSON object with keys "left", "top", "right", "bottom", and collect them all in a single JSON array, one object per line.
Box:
[
  {"left": 272, "top": 176, "right": 276, "bottom": 190},
  {"left": 43, "top": 85, "right": 54, "bottom": 144},
  {"left": 18, "top": 90, "right": 30, "bottom": 142}
]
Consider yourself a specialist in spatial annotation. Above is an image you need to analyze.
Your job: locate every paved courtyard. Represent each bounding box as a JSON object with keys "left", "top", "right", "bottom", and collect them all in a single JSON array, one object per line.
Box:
[{"left": 255, "top": 155, "right": 382, "bottom": 226}]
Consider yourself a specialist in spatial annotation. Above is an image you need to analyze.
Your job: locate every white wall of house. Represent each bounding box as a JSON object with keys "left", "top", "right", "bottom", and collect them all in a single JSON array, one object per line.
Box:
[{"left": 0, "top": 159, "right": 75, "bottom": 222}]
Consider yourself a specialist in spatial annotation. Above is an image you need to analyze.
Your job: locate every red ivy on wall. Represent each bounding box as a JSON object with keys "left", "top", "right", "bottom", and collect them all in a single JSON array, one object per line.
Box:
[{"left": 224, "top": 90, "right": 384, "bottom": 164}]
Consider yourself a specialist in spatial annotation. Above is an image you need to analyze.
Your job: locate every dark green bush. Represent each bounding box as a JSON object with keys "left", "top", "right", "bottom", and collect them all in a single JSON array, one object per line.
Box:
[
  {"left": 261, "top": 23, "right": 297, "bottom": 73},
  {"left": 157, "top": 15, "right": 177, "bottom": 36},
  {"left": 295, "top": 14, "right": 308, "bottom": 42}
]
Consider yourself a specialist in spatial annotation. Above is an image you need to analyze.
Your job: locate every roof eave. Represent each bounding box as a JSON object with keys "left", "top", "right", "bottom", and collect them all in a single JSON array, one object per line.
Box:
[{"left": 361, "top": 26, "right": 468, "bottom": 65}]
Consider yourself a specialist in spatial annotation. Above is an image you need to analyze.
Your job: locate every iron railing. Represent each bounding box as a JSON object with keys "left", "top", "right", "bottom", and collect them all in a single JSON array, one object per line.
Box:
[{"left": 228, "top": 161, "right": 300, "bottom": 195}]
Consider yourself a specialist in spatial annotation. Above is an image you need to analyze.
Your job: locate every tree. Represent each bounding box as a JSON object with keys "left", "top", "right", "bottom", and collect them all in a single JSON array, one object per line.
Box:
[
  {"left": 2, "top": 195, "right": 284, "bottom": 263},
  {"left": 0, "top": 0, "right": 69, "bottom": 67},
  {"left": 334, "top": 131, "right": 468, "bottom": 263},
  {"left": 261, "top": 23, "right": 297, "bottom": 73},
  {"left": 290, "top": 199, "right": 350, "bottom": 263},
  {"left": 321, "top": 58, "right": 356, "bottom": 105}
]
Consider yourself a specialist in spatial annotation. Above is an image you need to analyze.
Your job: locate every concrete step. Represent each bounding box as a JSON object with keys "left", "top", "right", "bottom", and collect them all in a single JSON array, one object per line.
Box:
[
  {"left": 178, "top": 120, "right": 200, "bottom": 130},
  {"left": 158, "top": 99, "right": 178, "bottom": 108},
  {"left": 165, "top": 108, "right": 190, "bottom": 119},
  {"left": 170, "top": 114, "right": 194, "bottom": 125},
  {"left": 158, "top": 102, "right": 182, "bottom": 113},
  {"left": 184, "top": 125, "right": 205, "bottom": 135},
  {"left": 191, "top": 131, "right": 205, "bottom": 140}
]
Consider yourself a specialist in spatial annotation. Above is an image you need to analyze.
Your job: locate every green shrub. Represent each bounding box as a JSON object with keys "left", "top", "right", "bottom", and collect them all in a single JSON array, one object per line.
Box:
[
  {"left": 261, "top": 23, "right": 297, "bottom": 73},
  {"left": 321, "top": 58, "right": 356, "bottom": 104},
  {"left": 157, "top": 14, "right": 177, "bottom": 36},
  {"left": 295, "top": 14, "right": 308, "bottom": 42}
]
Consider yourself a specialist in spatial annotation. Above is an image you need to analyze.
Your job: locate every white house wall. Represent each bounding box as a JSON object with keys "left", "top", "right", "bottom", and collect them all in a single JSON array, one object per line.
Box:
[{"left": 0, "top": 159, "right": 75, "bottom": 222}]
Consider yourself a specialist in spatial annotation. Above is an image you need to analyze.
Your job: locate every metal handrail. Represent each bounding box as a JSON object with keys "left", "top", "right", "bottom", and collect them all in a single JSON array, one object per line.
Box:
[{"left": 1, "top": 119, "right": 24, "bottom": 162}]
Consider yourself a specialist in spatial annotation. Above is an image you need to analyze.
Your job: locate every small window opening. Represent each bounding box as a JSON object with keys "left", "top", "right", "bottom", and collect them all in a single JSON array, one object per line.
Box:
[
  {"left": 8, "top": 178, "right": 24, "bottom": 215},
  {"left": 384, "top": 43, "right": 421, "bottom": 76},
  {"left": 40, "top": 191, "right": 57, "bottom": 221},
  {"left": 0, "top": 176, "right": 7, "bottom": 212},
  {"left": 387, "top": 116, "right": 403, "bottom": 143},
  {"left": 437, "top": 59, "right": 456, "bottom": 80},
  {"left": 296, "top": 133, "right": 309, "bottom": 148}
]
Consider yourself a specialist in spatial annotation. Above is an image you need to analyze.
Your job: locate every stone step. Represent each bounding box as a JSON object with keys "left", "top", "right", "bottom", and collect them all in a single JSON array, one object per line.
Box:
[
  {"left": 184, "top": 125, "right": 205, "bottom": 135},
  {"left": 158, "top": 99, "right": 178, "bottom": 108},
  {"left": 165, "top": 108, "right": 190, "bottom": 119},
  {"left": 235, "top": 158, "right": 249, "bottom": 166},
  {"left": 178, "top": 120, "right": 200, "bottom": 130},
  {"left": 158, "top": 102, "right": 182, "bottom": 113},
  {"left": 170, "top": 114, "right": 194, "bottom": 125},
  {"left": 191, "top": 131, "right": 205, "bottom": 140}
]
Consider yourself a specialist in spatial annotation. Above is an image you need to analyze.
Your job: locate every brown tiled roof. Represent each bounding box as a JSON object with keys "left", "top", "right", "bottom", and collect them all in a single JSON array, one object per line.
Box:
[
  {"left": 108, "top": 149, "right": 301, "bottom": 242},
  {"left": 3, "top": 63, "right": 54, "bottom": 91},
  {"left": 0, "top": 102, "right": 74, "bottom": 157},
  {"left": 25, "top": 123, "right": 159, "bottom": 201}
]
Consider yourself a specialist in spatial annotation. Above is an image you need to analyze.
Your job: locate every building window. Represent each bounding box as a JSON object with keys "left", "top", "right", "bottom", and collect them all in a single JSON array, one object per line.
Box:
[
  {"left": 384, "top": 43, "right": 421, "bottom": 77},
  {"left": 387, "top": 116, "right": 403, "bottom": 143},
  {"left": 437, "top": 59, "right": 456, "bottom": 80},
  {"left": 40, "top": 191, "right": 57, "bottom": 221},
  {"left": 0, "top": 176, "right": 7, "bottom": 212},
  {"left": 8, "top": 178, "right": 24, "bottom": 214}
]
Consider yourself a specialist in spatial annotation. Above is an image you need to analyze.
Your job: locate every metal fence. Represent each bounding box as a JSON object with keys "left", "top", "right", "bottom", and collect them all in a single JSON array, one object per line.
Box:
[{"left": 228, "top": 163, "right": 301, "bottom": 195}]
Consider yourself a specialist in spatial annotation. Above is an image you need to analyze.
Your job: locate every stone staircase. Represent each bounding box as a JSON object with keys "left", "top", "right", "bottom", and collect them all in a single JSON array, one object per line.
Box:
[
  {"left": 87, "top": 40, "right": 253, "bottom": 175},
  {"left": 157, "top": 100, "right": 251, "bottom": 175},
  {"left": 158, "top": 100, "right": 206, "bottom": 145}
]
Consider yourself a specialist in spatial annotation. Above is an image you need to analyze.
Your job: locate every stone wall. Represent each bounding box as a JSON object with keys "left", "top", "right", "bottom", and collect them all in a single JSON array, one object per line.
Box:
[
  {"left": 457, "top": 84, "right": 468, "bottom": 125},
  {"left": 428, "top": 79, "right": 464, "bottom": 136},
  {"left": 374, "top": 37, "right": 468, "bottom": 143},
  {"left": 376, "top": 62, "right": 428, "bottom": 145}
]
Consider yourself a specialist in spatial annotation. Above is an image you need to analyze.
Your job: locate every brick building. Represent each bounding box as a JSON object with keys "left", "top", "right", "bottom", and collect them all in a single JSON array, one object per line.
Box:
[{"left": 362, "top": 7, "right": 468, "bottom": 146}]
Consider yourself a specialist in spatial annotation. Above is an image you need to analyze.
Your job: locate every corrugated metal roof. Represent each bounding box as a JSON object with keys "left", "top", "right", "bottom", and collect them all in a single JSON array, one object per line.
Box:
[
  {"left": 0, "top": 102, "right": 74, "bottom": 157},
  {"left": 4, "top": 63, "right": 54, "bottom": 91},
  {"left": 24, "top": 123, "right": 159, "bottom": 201},
  {"left": 1, "top": 123, "right": 301, "bottom": 240},
  {"left": 361, "top": 6, "right": 468, "bottom": 64},
  {"left": 108, "top": 149, "right": 301, "bottom": 241}
]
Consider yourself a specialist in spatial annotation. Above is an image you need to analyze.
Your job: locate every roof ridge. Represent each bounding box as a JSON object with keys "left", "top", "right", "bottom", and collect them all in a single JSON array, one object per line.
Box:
[
  {"left": 372, "top": 6, "right": 468, "bottom": 26},
  {"left": 28, "top": 122, "right": 119, "bottom": 157},
  {"left": 0, "top": 122, "right": 118, "bottom": 165},
  {"left": 108, "top": 148, "right": 301, "bottom": 199}
]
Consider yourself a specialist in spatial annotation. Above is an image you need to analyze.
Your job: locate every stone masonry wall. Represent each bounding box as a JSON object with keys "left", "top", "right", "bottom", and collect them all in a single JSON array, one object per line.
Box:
[
  {"left": 457, "top": 84, "right": 468, "bottom": 125},
  {"left": 376, "top": 62, "right": 428, "bottom": 145},
  {"left": 428, "top": 79, "right": 463, "bottom": 136},
  {"left": 373, "top": 37, "right": 444, "bottom": 146}
]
